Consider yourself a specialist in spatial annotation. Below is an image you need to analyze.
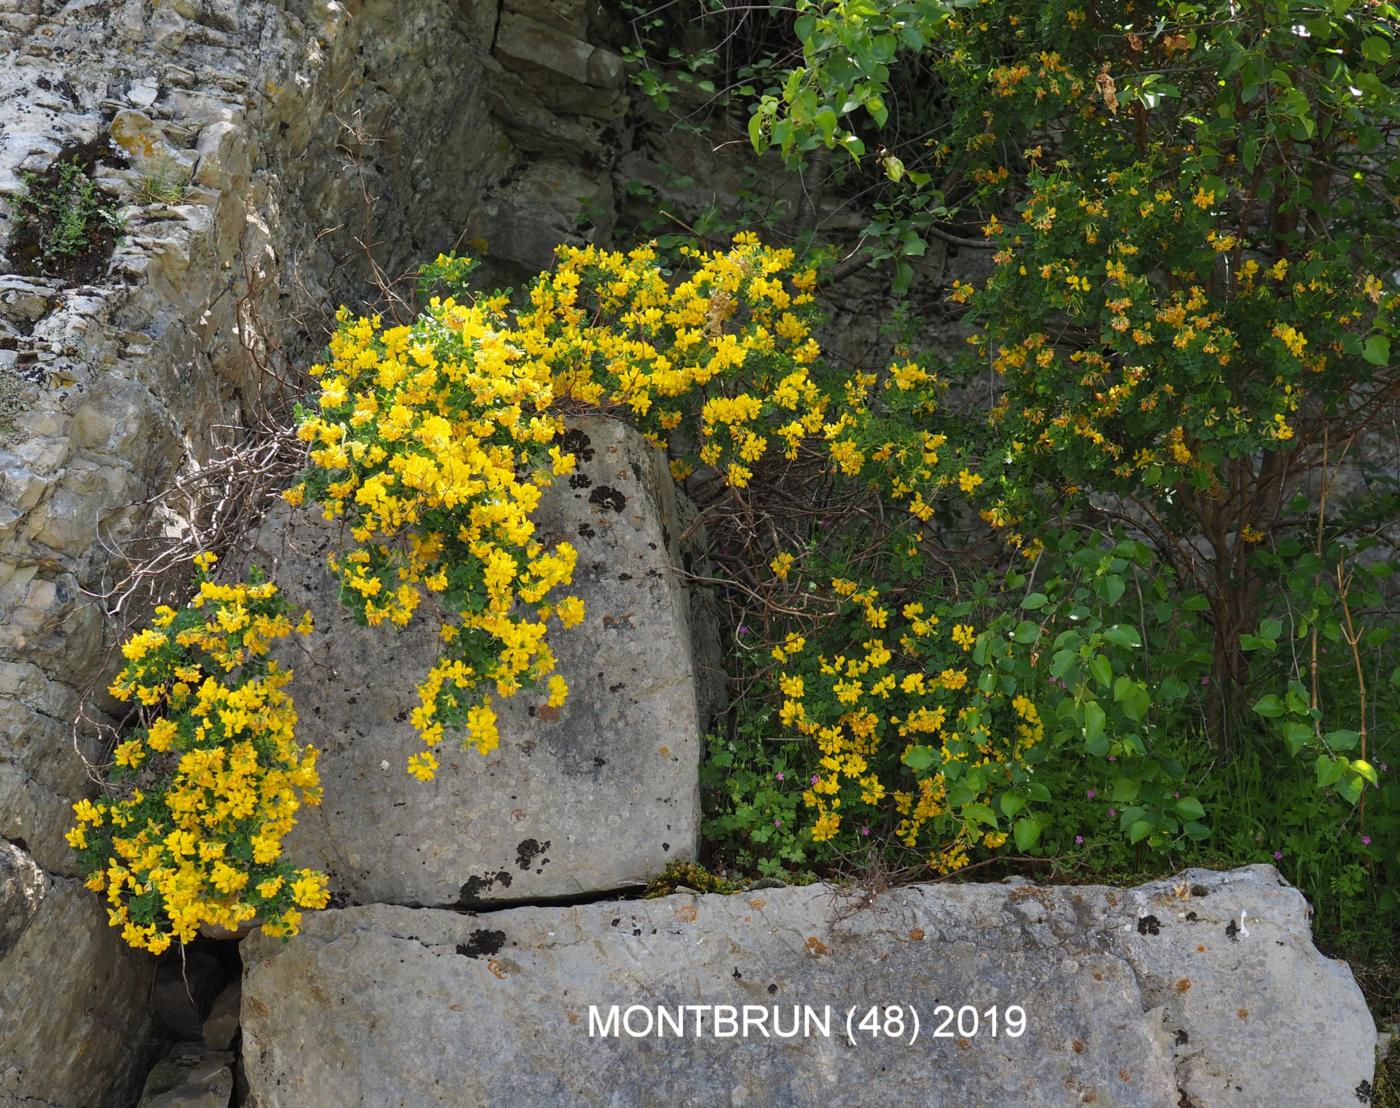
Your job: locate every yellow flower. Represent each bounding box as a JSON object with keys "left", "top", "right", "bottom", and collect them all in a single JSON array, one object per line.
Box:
[
  {"left": 769, "top": 552, "right": 794, "bottom": 580},
  {"left": 957, "top": 469, "right": 983, "bottom": 494},
  {"left": 113, "top": 740, "right": 145, "bottom": 769},
  {"left": 555, "top": 596, "right": 585, "bottom": 629},
  {"left": 407, "top": 751, "right": 439, "bottom": 781},
  {"left": 291, "top": 870, "right": 330, "bottom": 909}
]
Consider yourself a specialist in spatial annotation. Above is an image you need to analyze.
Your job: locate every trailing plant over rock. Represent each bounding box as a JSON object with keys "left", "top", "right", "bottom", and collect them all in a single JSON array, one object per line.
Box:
[{"left": 69, "top": 555, "right": 327, "bottom": 952}]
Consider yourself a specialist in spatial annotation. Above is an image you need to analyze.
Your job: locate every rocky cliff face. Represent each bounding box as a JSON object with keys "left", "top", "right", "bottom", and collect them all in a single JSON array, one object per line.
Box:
[{"left": 0, "top": 1, "right": 630, "bottom": 1102}]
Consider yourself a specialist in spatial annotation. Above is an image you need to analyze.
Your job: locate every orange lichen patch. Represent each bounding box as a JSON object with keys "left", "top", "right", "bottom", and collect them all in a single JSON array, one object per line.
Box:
[
  {"left": 909, "top": 928, "right": 925, "bottom": 941},
  {"left": 674, "top": 904, "right": 698, "bottom": 924},
  {"left": 804, "top": 936, "right": 830, "bottom": 957},
  {"left": 1175, "top": 978, "right": 1192, "bottom": 993}
]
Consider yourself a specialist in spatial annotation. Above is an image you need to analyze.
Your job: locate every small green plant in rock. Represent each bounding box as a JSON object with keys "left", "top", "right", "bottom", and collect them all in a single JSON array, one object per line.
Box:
[
  {"left": 14, "top": 156, "right": 123, "bottom": 270},
  {"left": 643, "top": 860, "right": 745, "bottom": 898},
  {"left": 133, "top": 155, "right": 190, "bottom": 205}
]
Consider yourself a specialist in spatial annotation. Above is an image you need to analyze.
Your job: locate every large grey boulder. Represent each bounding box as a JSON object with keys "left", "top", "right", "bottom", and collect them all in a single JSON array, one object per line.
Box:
[
  {"left": 238, "top": 415, "right": 719, "bottom": 907},
  {"left": 0, "top": 842, "right": 156, "bottom": 1106},
  {"left": 240, "top": 865, "right": 1374, "bottom": 1108}
]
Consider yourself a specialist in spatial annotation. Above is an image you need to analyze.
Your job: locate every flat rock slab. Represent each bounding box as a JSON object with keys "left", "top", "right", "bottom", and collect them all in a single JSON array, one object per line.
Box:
[
  {"left": 239, "top": 415, "right": 713, "bottom": 907},
  {"left": 240, "top": 865, "right": 1374, "bottom": 1107}
]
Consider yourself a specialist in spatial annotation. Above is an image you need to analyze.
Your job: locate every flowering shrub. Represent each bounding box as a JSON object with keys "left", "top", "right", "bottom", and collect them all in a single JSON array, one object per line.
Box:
[
  {"left": 714, "top": 0, "right": 1399, "bottom": 958},
  {"left": 69, "top": 554, "right": 327, "bottom": 952},
  {"left": 285, "top": 236, "right": 1038, "bottom": 870}
]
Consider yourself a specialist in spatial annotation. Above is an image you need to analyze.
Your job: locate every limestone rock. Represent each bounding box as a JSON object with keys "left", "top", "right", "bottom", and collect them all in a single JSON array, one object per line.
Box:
[
  {"left": 240, "top": 866, "right": 1375, "bottom": 1108},
  {"left": 137, "top": 1042, "right": 234, "bottom": 1108},
  {"left": 234, "top": 415, "right": 716, "bottom": 907},
  {"left": 0, "top": 846, "right": 156, "bottom": 1107},
  {"left": 494, "top": 9, "right": 626, "bottom": 120},
  {"left": 0, "top": 838, "right": 43, "bottom": 959},
  {"left": 202, "top": 980, "right": 241, "bottom": 1050},
  {"left": 0, "top": 0, "right": 622, "bottom": 1097}
]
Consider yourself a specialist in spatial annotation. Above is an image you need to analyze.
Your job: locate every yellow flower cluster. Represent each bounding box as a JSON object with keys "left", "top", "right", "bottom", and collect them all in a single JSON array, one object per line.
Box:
[
  {"left": 286, "top": 236, "right": 1006, "bottom": 870},
  {"left": 68, "top": 555, "right": 326, "bottom": 953},
  {"left": 291, "top": 237, "right": 875, "bottom": 779},
  {"left": 289, "top": 293, "right": 583, "bottom": 780},
  {"left": 778, "top": 586, "right": 1044, "bottom": 873}
]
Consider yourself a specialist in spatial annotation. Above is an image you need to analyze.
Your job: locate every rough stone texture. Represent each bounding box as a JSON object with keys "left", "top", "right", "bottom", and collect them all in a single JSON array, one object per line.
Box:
[
  {"left": 202, "top": 980, "right": 242, "bottom": 1051},
  {"left": 240, "top": 866, "right": 1374, "bottom": 1108},
  {"left": 233, "top": 415, "right": 718, "bottom": 907},
  {"left": 0, "top": 840, "right": 156, "bottom": 1106},
  {"left": 0, "top": 838, "right": 43, "bottom": 961},
  {"left": 136, "top": 1042, "right": 234, "bottom": 1108}
]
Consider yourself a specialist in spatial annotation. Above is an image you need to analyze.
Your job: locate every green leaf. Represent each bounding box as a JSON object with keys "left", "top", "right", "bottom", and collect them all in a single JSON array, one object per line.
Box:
[
  {"left": 1350, "top": 759, "right": 1379, "bottom": 786},
  {"left": 1103, "top": 574, "right": 1126, "bottom": 605},
  {"left": 902, "top": 745, "right": 936, "bottom": 772},
  {"left": 1083, "top": 700, "right": 1106, "bottom": 744},
  {"left": 747, "top": 110, "right": 767, "bottom": 152},
  {"left": 1362, "top": 36, "right": 1391, "bottom": 64},
  {"left": 1021, "top": 592, "right": 1048, "bottom": 611},
  {"left": 1324, "top": 729, "right": 1360, "bottom": 752},
  {"left": 1282, "top": 721, "right": 1314, "bottom": 756},
  {"left": 1128, "top": 819, "right": 1153, "bottom": 844},
  {"left": 964, "top": 802, "right": 998, "bottom": 827},
  {"left": 1253, "top": 694, "right": 1285, "bottom": 718},
  {"left": 1103, "top": 625, "right": 1141, "bottom": 648},
  {"left": 1089, "top": 654, "right": 1113, "bottom": 688},
  {"left": 1013, "top": 620, "right": 1040, "bottom": 644},
  {"left": 1159, "top": 676, "right": 1189, "bottom": 702},
  {"left": 1315, "top": 754, "right": 1345, "bottom": 788},
  {"left": 1175, "top": 796, "right": 1206, "bottom": 820},
  {"left": 1013, "top": 816, "right": 1042, "bottom": 852},
  {"left": 1363, "top": 334, "right": 1390, "bottom": 366},
  {"left": 1050, "top": 649, "right": 1078, "bottom": 679},
  {"left": 1111, "top": 777, "right": 1140, "bottom": 803}
]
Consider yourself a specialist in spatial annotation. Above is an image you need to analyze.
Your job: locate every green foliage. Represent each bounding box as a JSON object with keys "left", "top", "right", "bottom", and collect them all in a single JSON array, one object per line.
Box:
[
  {"left": 640, "top": 2, "right": 1400, "bottom": 1009},
  {"left": 643, "top": 859, "right": 746, "bottom": 898},
  {"left": 14, "top": 156, "right": 123, "bottom": 265}
]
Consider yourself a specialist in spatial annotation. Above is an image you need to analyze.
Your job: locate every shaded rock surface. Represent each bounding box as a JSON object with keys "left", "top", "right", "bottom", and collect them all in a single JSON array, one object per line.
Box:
[
  {"left": 232, "top": 415, "right": 718, "bottom": 907},
  {"left": 136, "top": 1042, "right": 234, "bottom": 1108},
  {"left": 0, "top": 840, "right": 155, "bottom": 1106},
  {"left": 153, "top": 950, "right": 225, "bottom": 1042},
  {"left": 202, "top": 980, "right": 242, "bottom": 1051},
  {"left": 240, "top": 865, "right": 1374, "bottom": 1108}
]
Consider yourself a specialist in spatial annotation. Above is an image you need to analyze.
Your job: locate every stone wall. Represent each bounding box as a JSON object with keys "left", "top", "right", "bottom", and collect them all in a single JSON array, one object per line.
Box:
[{"left": 0, "top": 1, "right": 629, "bottom": 1102}]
